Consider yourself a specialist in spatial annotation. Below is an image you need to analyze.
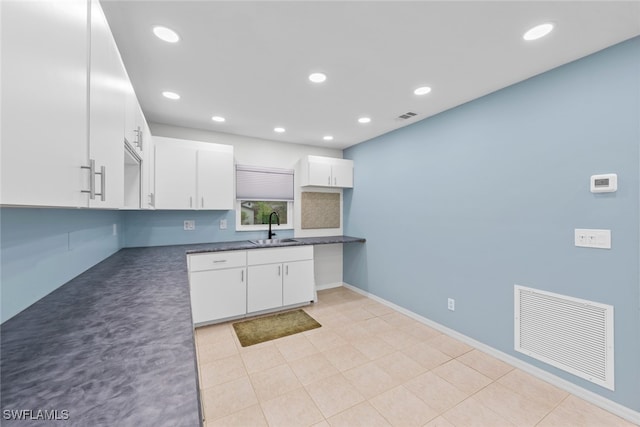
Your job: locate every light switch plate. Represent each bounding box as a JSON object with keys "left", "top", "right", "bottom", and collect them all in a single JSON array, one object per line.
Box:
[
  {"left": 575, "top": 228, "right": 611, "bottom": 249},
  {"left": 184, "top": 220, "right": 195, "bottom": 231},
  {"left": 220, "top": 219, "right": 227, "bottom": 230}
]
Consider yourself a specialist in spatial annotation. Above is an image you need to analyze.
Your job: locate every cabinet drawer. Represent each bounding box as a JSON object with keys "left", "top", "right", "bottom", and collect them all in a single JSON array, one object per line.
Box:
[
  {"left": 247, "top": 245, "right": 313, "bottom": 266},
  {"left": 189, "top": 251, "right": 246, "bottom": 272}
]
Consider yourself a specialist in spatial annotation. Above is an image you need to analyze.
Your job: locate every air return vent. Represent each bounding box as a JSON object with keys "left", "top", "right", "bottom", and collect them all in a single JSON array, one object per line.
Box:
[
  {"left": 514, "top": 285, "right": 614, "bottom": 390},
  {"left": 397, "top": 112, "right": 417, "bottom": 120}
]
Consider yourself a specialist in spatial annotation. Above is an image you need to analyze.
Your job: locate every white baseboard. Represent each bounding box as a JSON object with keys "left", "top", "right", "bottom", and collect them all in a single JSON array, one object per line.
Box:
[
  {"left": 341, "top": 282, "right": 640, "bottom": 425},
  {"left": 315, "top": 282, "right": 343, "bottom": 291}
]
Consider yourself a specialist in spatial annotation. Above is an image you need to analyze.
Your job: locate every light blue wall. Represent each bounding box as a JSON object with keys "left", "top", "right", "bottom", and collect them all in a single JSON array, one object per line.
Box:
[
  {"left": 0, "top": 208, "right": 124, "bottom": 323},
  {"left": 0, "top": 207, "right": 295, "bottom": 323},
  {"left": 123, "top": 210, "right": 293, "bottom": 248},
  {"left": 0, "top": 208, "right": 293, "bottom": 323},
  {"left": 343, "top": 37, "right": 640, "bottom": 411}
]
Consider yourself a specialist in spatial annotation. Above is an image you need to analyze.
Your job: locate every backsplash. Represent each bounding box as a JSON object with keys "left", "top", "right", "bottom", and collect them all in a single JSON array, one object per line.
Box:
[
  {"left": 0, "top": 208, "right": 123, "bottom": 322},
  {"left": 122, "top": 210, "right": 294, "bottom": 248},
  {"left": 301, "top": 192, "right": 340, "bottom": 229}
]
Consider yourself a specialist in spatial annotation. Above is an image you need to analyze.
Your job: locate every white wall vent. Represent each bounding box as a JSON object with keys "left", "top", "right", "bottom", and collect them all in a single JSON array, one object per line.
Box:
[{"left": 514, "top": 285, "right": 614, "bottom": 390}]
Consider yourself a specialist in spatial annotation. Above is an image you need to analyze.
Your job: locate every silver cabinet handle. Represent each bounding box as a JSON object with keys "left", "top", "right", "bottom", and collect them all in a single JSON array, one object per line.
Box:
[
  {"left": 241, "top": 270, "right": 244, "bottom": 282},
  {"left": 135, "top": 126, "right": 143, "bottom": 150},
  {"left": 212, "top": 260, "right": 227, "bottom": 263},
  {"left": 328, "top": 176, "right": 330, "bottom": 185},
  {"left": 97, "top": 165, "right": 106, "bottom": 201},
  {"left": 286, "top": 265, "right": 289, "bottom": 275},
  {"left": 81, "top": 160, "right": 105, "bottom": 201},
  {"left": 334, "top": 177, "right": 337, "bottom": 186},
  {"left": 189, "top": 196, "right": 193, "bottom": 208},
  {"left": 278, "top": 265, "right": 281, "bottom": 276},
  {"left": 201, "top": 197, "right": 204, "bottom": 208},
  {"left": 149, "top": 193, "right": 155, "bottom": 207},
  {"left": 81, "top": 159, "right": 96, "bottom": 199}
]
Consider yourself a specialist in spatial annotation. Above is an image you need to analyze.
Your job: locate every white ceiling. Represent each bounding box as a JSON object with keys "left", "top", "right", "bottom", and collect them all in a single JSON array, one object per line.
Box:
[{"left": 101, "top": 1, "right": 640, "bottom": 150}]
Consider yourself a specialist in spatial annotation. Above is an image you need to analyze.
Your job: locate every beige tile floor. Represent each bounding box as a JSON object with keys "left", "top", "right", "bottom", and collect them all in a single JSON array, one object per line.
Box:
[{"left": 194, "top": 287, "right": 637, "bottom": 427}]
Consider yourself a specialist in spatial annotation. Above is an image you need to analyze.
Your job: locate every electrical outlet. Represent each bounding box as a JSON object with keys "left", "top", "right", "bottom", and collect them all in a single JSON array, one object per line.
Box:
[
  {"left": 184, "top": 220, "right": 195, "bottom": 231},
  {"left": 220, "top": 219, "right": 227, "bottom": 230},
  {"left": 574, "top": 228, "right": 611, "bottom": 249},
  {"left": 448, "top": 298, "right": 455, "bottom": 311}
]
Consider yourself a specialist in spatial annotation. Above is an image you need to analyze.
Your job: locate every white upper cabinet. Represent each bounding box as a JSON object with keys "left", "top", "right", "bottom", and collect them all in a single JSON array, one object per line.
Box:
[
  {"left": 197, "top": 148, "right": 234, "bottom": 210},
  {"left": 299, "top": 155, "right": 354, "bottom": 188},
  {"left": 141, "top": 121, "right": 155, "bottom": 209},
  {"left": 1, "top": 0, "right": 89, "bottom": 207},
  {"left": 154, "top": 142, "right": 197, "bottom": 209},
  {"left": 88, "top": 0, "right": 125, "bottom": 208},
  {"left": 154, "top": 137, "right": 234, "bottom": 210},
  {"left": 1, "top": 0, "right": 146, "bottom": 209},
  {"left": 124, "top": 83, "right": 146, "bottom": 159}
]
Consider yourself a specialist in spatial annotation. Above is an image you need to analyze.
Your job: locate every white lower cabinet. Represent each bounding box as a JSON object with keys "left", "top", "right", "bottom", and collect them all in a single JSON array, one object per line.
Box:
[
  {"left": 247, "top": 246, "right": 315, "bottom": 314},
  {"left": 188, "top": 251, "right": 247, "bottom": 325},
  {"left": 190, "top": 267, "right": 246, "bottom": 324},
  {"left": 247, "top": 264, "right": 284, "bottom": 313},
  {"left": 283, "top": 260, "right": 315, "bottom": 306},
  {"left": 187, "top": 246, "right": 315, "bottom": 326}
]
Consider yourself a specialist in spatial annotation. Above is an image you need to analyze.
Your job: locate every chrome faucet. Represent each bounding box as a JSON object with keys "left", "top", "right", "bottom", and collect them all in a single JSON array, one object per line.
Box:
[{"left": 268, "top": 211, "right": 280, "bottom": 239}]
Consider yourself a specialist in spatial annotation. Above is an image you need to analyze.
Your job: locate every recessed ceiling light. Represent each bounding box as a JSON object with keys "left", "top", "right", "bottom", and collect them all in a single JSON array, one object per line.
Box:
[
  {"left": 323, "top": 135, "right": 334, "bottom": 141},
  {"left": 211, "top": 116, "right": 225, "bottom": 122},
  {"left": 153, "top": 26, "right": 180, "bottom": 43},
  {"left": 414, "top": 86, "right": 432, "bottom": 96},
  {"left": 162, "top": 91, "right": 180, "bottom": 100},
  {"left": 358, "top": 117, "right": 371, "bottom": 124},
  {"left": 309, "top": 72, "right": 327, "bottom": 83},
  {"left": 523, "top": 23, "right": 554, "bottom": 41},
  {"left": 274, "top": 127, "right": 285, "bottom": 133}
]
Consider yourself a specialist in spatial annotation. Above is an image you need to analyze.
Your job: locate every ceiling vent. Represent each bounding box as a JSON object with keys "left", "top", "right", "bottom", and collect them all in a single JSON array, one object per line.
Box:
[{"left": 396, "top": 112, "right": 417, "bottom": 120}]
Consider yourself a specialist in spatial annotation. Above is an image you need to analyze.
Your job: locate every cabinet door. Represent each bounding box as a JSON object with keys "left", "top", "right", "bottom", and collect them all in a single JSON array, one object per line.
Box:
[
  {"left": 190, "top": 268, "right": 246, "bottom": 324},
  {"left": 123, "top": 81, "right": 138, "bottom": 149},
  {"left": 1, "top": 0, "right": 89, "bottom": 207},
  {"left": 283, "top": 260, "right": 315, "bottom": 306},
  {"left": 154, "top": 143, "right": 196, "bottom": 209},
  {"left": 307, "top": 161, "right": 333, "bottom": 187},
  {"left": 247, "top": 264, "right": 283, "bottom": 313},
  {"left": 197, "top": 148, "right": 234, "bottom": 210},
  {"left": 88, "top": 0, "right": 125, "bottom": 208},
  {"left": 141, "top": 128, "right": 155, "bottom": 209},
  {"left": 331, "top": 163, "right": 354, "bottom": 188}
]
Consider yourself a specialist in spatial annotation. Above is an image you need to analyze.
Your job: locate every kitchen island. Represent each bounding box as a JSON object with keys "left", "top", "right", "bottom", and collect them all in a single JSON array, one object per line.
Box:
[{"left": 0, "top": 236, "right": 364, "bottom": 426}]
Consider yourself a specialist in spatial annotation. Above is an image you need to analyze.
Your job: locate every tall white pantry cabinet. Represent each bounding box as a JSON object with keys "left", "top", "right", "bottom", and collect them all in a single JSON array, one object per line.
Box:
[{"left": 1, "top": 0, "right": 148, "bottom": 209}]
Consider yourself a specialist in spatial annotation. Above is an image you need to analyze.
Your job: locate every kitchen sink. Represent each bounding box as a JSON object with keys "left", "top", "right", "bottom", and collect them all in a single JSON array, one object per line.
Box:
[{"left": 249, "top": 238, "right": 299, "bottom": 246}]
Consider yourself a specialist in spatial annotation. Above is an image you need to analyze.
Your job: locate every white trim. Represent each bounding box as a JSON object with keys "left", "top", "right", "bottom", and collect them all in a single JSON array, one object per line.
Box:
[
  {"left": 341, "top": 282, "right": 640, "bottom": 425},
  {"left": 315, "top": 282, "right": 343, "bottom": 291}
]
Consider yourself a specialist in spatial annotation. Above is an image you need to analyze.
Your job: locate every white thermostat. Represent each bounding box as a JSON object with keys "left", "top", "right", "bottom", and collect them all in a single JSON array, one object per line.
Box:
[{"left": 590, "top": 173, "right": 617, "bottom": 193}]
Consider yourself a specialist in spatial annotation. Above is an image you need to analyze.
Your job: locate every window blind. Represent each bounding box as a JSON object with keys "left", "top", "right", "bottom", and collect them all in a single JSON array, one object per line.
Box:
[{"left": 236, "top": 165, "right": 294, "bottom": 201}]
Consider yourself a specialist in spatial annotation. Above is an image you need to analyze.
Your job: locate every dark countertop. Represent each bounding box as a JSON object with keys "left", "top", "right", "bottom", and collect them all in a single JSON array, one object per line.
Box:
[
  {"left": 0, "top": 236, "right": 364, "bottom": 426},
  {"left": 185, "top": 235, "right": 366, "bottom": 254}
]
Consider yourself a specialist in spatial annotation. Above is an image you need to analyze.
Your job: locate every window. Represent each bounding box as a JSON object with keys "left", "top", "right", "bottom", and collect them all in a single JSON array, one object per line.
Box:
[
  {"left": 235, "top": 164, "right": 294, "bottom": 231},
  {"left": 236, "top": 200, "right": 292, "bottom": 231}
]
